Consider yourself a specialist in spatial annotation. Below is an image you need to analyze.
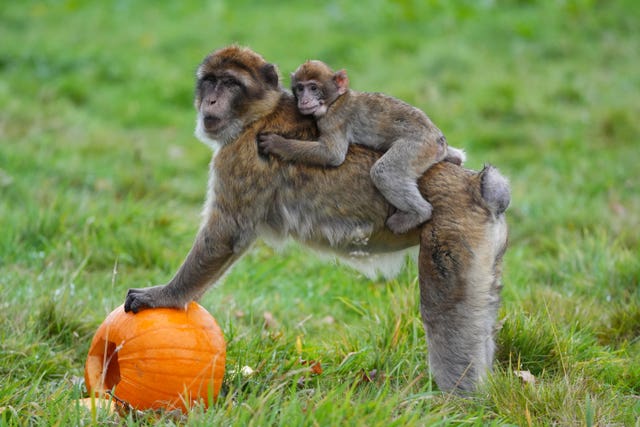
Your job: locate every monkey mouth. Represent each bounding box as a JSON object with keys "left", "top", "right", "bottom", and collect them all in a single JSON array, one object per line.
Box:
[
  {"left": 298, "top": 107, "right": 317, "bottom": 116},
  {"left": 203, "top": 115, "right": 222, "bottom": 131}
]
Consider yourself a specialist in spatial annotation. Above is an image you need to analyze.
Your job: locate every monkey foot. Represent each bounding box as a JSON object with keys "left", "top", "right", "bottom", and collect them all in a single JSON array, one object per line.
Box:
[{"left": 386, "top": 210, "right": 431, "bottom": 234}]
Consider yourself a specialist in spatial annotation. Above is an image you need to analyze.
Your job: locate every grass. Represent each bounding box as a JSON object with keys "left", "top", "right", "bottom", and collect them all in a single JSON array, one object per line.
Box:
[{"left": 1, "top": 0, "right": 639, "bottom": 425}]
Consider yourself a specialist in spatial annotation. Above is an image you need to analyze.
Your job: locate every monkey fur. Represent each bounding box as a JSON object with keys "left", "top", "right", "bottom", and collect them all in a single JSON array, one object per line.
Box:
[{"left": 124, "top": 46, "right": 510, "bottom": 394}]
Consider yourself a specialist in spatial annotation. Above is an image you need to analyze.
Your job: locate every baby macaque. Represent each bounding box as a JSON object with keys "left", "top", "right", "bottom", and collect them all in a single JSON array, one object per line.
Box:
[{"left": 259, "top": 60, "right": 465, "bottom": 234}]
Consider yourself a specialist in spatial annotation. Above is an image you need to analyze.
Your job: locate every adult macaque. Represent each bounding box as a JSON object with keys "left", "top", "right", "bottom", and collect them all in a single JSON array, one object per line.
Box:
[
  {"left": 124, "top": 46, "right": 510, "bottom": 393},
  {"left": 259, "top": 60, "right": 466, "bottom": 234}
]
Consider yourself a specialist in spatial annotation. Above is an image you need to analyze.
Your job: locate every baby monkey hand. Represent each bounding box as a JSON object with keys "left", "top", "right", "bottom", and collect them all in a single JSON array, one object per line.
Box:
[{"left": 258, "top": 132, "right": 290, "bottom": 157}]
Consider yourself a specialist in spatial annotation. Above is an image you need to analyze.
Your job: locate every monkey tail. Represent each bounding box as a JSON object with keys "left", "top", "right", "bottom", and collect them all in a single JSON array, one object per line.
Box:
[{"left": 479, "top": 165, "right": 510, "bottom": 216}]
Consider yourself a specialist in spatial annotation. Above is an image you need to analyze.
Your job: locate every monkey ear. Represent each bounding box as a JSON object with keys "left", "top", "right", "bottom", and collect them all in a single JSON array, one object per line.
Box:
[
  {"left": 334, "top": 69, "right": 349, "bottom": 95},
  {"left": 260, "top": 63, "right": 280, "bottom": 89}
]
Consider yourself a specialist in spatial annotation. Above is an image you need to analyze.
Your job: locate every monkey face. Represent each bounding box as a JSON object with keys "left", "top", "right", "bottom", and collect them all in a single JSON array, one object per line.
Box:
[
  {"left": 194, "top": 46, "right": 280, "bottom": 148},
  {"left": 195, "top": 74, "right": 242, "bottom": 132},
  {"left": 293, "top": 81, "right": 326, "bottom": 117},
  {"left": 291, "top": 61, "right": 349, "bottom": 118}
]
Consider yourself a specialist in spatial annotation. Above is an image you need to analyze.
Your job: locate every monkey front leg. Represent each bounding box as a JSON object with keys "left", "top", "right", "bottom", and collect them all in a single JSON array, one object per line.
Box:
[{"left": 124, "top": 210, "right": 254, "bottom": 313}]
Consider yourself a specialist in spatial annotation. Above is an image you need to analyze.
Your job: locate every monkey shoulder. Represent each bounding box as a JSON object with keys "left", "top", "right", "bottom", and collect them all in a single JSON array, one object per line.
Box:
[{"left": 325, "top": 91, "right": 371, "bottom": 122}]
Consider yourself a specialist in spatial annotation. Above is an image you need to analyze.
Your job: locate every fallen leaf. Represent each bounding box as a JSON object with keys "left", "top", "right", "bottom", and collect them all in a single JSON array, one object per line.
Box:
[
  {"left": 300, "top": 359, "right": 323, "bottom": 375},
  {"left": 514, "top": 370, "right": 536, "bottom": 385},
  {"left": 309, "top": 361, "right": 323, "bottom": 376},
  {"left": 263, "top": 311, "right": 277, "bottom": 329}
]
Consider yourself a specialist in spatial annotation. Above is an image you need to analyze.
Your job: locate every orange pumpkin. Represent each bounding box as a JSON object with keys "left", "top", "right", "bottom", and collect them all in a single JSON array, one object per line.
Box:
[{"left": 84, "top": 302, "right": 225, "bottom": 412}]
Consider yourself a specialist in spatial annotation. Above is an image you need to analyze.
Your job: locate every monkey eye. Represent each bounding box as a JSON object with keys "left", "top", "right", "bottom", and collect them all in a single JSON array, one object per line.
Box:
[
  {"left": 221, "top": 77, "right": 239, "bottom": 86},
  {"left": 203, "top": 75, "right": 217, "bottom": 85},
  {"left": 295, "top": 83, "right": 304, "bottom": 93},
  {"left": 310, "top": 84, "right": 318, "bottom": 92}
]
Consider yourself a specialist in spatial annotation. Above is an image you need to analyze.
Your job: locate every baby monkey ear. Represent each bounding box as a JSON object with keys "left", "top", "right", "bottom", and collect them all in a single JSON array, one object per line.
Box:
[{"left": 333, "top": 69, "right": 349, "bottom": 95}]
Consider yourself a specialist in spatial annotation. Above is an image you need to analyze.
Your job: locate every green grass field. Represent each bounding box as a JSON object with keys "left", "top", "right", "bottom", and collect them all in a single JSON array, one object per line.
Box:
[{"left": 1, "top": 0, "right": 639, "bottom": 425}]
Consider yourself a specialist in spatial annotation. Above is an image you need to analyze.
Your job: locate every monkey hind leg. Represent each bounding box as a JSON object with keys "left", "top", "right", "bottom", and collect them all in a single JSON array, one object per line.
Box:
[
  {"left": 419, "top": 275, "right": 502, "bottom": 393},
  {"left": 444, "top": 146, "right": 466, "bottom": 166},
  {"left": 370, "top": 152, "right": 434, "bottom": 234},
  {"left": 386, "top": 209, "right": 430, "bottom": 235}
]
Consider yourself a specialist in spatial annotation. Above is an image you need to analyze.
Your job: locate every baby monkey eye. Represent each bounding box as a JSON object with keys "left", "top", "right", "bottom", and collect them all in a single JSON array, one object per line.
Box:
[{"left": 310, "top": 84, "right": 318, "bottom": 92}]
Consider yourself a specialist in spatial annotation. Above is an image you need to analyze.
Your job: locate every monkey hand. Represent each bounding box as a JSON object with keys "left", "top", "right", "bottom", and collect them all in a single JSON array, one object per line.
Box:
[
  {"left": 258, "top": 132, "right": 289, "bottom": 158},
  {"left": 124, "top": 285, "right": 187, "bottom": 313}
]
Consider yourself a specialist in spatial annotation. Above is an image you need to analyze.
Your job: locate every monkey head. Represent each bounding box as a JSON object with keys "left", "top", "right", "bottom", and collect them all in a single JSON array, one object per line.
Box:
[
  {"left": 290, "top": 60, "right": 349, "bottom": 118},
  {"left": 194, "top": 45, "right": 282, "bottom": 148}
]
